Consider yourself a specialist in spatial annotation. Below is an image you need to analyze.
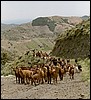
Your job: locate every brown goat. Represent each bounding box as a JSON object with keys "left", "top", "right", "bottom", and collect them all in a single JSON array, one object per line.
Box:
[
  {"left": 45, "top": 65, "right": 52, "bottom": 84},
  {"left": 58, "top": 65, "right": 65, "bottom": 81},
  {"left": 51, "top": 65, "right": 59, "bottom": 84},
  {"left": 37, "top": 68, "right": 45, "bottom": 84},
  {"left": 31, "top": 73, "right": 41, "bottom": 86},
  {"left": 13, "top": 67, "right": 21, "bottom": 83},
  {"left": 13, "top": 66, "right": 32, "bottom": 84},
  {"left": 42, "top": 66, "right": 48, "bottom": 82},
  {"left": 18, "top": 68, "right": 33, "bottom": 84},
  {"left": 45, "top": 64, "right": 59, "bottom": 84},
  {"left": 68, "top": 65, "right": 74, "bottom": 79}
]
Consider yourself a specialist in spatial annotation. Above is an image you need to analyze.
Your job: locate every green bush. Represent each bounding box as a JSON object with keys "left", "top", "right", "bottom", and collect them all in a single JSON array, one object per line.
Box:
[
  {"left": 32, "top": 17, "right": 56, "bottom": 32},
  {"left": 78, "top": 58, "right": 90, "bottom": 81},
  {"left": 47, "top": 21, "right": 56, "bottom": 32},
  {"left": 32, "top": 17, "right": 50, "bottom": 26}
]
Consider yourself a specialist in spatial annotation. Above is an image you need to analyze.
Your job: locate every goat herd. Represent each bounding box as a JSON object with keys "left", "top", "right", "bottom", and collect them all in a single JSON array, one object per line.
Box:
[{"left": 12, "top": 50, "right": 82, "bottom": 86}]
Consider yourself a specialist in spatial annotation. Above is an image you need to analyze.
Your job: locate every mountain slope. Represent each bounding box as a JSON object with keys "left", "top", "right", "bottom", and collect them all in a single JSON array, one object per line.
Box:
[
  {"left": 1, "top": 16, "right": 83, "bottom": 41},
  {"left": 1, "top": 38, "right": 54, "bottom": 56},
  {"left": 51, "top": 19, "right": 90, "bottom": 59},
  {"left": 1, "top": 15, "right": 87, "bottom": 61},
  {"left": 1, "top": 23, "right": 18, "bottom": 32}
]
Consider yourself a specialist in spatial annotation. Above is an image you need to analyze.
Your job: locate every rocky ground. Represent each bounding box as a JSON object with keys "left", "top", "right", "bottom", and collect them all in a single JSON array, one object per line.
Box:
[{"left": 1, "top": 72, "right": 90, "bottom": 99}]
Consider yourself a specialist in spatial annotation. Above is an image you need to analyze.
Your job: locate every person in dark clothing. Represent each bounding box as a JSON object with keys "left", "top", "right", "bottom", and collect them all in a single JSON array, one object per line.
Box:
[
  {"left": 67, "top": 59, "right": 70, "bottom": 63},
  {"left": 75, "top": 59, "right": 78, "bottom": 63},
  {"left": 57, "top": 58, "right": 62, "bottom": 66},
  {"left": 78, "top": 65, "right": 82, "bottom": 71},
  {"left": 52, "top": 58, "right": 57, "bottom": 66},
  {"left": 75, "top": 59, "right": 82, "bottom": 72}
]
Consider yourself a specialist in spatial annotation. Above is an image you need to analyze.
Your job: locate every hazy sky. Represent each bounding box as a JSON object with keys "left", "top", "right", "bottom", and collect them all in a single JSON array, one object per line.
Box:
[{"left": 1, "top": 1, "right": 90, "bottom": 24}]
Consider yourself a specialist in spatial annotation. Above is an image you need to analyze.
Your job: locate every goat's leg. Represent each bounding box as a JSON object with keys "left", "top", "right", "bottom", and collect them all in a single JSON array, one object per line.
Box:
[
  {"left": 26, "top": 77, "right": 28, "bottom": 84},
  {"left": 45, "top": 76, "right": 47, "bottom": 82},
  {"left": 61, "top": 75, "right": 63, "bottom": 80},
  {"left": 48, "top": 76, "right": 49, "bottom": 84},
  {"left": 24, "top": 77, "right": 26, "bottom": 85},
  {"left": 49, "top": 76, "right": 51, "bottom": 84},
  {"left": 59, "top": 70, "right": 61, "bottom": 80},
  {"left": 34, "top": 80, "right": 36, "bottom": 86},
  {"left": 70, "top": 74, "right": 71, "bottom": 79},
  {"left": 41, "top": 78, "right": 44, "bottom": 84},
  {"left": 56, "top": 77, "right": 57, "bottom": 83},
  {"left": 21, "top": 78, "right": 24, "bottom": 84},
  {"left": 36, "top": 79, "right": 38, "bottom": 83},
  {"left": 61, "top": 74, "right": 63, "bottom": 80},
  {"left": 16, "top": 76, "right": 17, "bottom": 83},
  {"left": 38, "top": 79, "right": 40, "bottom": 85},
  {"left": 31, "top": 79, "right": 33, "bottom": 85},
  {"left": 18, "top": 77, "right": 20, "bottom": 84},
  {"left": 26, "top": 77, "right": 30, "bottom": 84},
  {"left": 28, "top": 78, "right": 31, "bottom": 84},
  {"left": 72, "top": 74, "right": 74, "bottom": 79},
  {"left": 53, "top": 77, "right": 55, "bottom": 84}
]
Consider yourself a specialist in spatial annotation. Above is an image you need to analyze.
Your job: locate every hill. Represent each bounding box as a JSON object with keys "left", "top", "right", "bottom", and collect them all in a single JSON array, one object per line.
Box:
[
  {"left": 1, "top": 16, "right": 87, "bottom": 66},
  {"left": 1, "top": 17, "right": 90, "bottom": 83},
  {"left": 1, "top": 16, "right": 83, "bottom": 41},
  {"left": 1, "top": 16, "right": 84, "bottom": 60},
  {"left": 51, "top": 18, "right": 90, "bottom": 59},
  {"left": 1, "top": 37, "right": 54, "bottom": 58},
  {"left": 81, "top": 15, "right": 90, "bottom": 20},
  {"left": 1, "top": 23, "right": 18, "bottom": 32}
]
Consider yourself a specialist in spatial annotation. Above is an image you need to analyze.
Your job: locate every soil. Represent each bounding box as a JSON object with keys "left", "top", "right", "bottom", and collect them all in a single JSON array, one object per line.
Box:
[{"left": 1, "top": 72, "right": 90, "bottom": 99}]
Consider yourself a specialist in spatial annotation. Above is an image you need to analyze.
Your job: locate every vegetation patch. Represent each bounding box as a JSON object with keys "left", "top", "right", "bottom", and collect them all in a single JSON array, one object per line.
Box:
[
  {"left": 32, "top": 17, "right": 57, "bottom": 31},
  {"left": 77, "top": 58, "right": 90, "bottom": 82},
  {"left": 52, "top": 19, "right": 90, "bottom": 59}
]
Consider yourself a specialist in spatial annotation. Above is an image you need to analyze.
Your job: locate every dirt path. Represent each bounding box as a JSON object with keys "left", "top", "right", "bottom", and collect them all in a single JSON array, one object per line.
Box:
[{"left": 1, "top": 72, "right": 90, "bottom": 99}]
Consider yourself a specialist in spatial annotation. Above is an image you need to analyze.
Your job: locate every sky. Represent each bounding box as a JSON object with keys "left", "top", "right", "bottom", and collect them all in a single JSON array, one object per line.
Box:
[{"left": 1, "top": 1, "right": 90, "bottom": 24}]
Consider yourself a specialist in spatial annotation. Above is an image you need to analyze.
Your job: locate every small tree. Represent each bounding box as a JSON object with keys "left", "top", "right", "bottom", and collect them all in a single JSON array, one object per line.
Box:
[{"left": 1, "top": 52, "right": 8, "bottom": 65}]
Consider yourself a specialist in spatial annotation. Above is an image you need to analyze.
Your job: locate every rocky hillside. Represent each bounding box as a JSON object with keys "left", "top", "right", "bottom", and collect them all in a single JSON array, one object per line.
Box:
[
  {"left": 1, "top": 16, "right": 90, "bottom": 80},
  {"left": 51, "top": 18, "right": 90, "bottom": 59},
  {"left": 1, "top": 23, "right": 18, "bottom": 32},
  {"left": 1, "top": 16, "right": 89, "bottom": 41},
  {"left": 32, "top": 16, "right": 83, "bottom": 35},
  {"left": 1, "top": 16, "right": 84, "bottom": 59},
  {"left": 1, "top": 16, "right": 89, "bottom": 66},
  {"left": 1, "top": 38, "right": 54, "bottom": 56},
  {"left": 1, "top": 16, "right": 84, "bottom": 41}
]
